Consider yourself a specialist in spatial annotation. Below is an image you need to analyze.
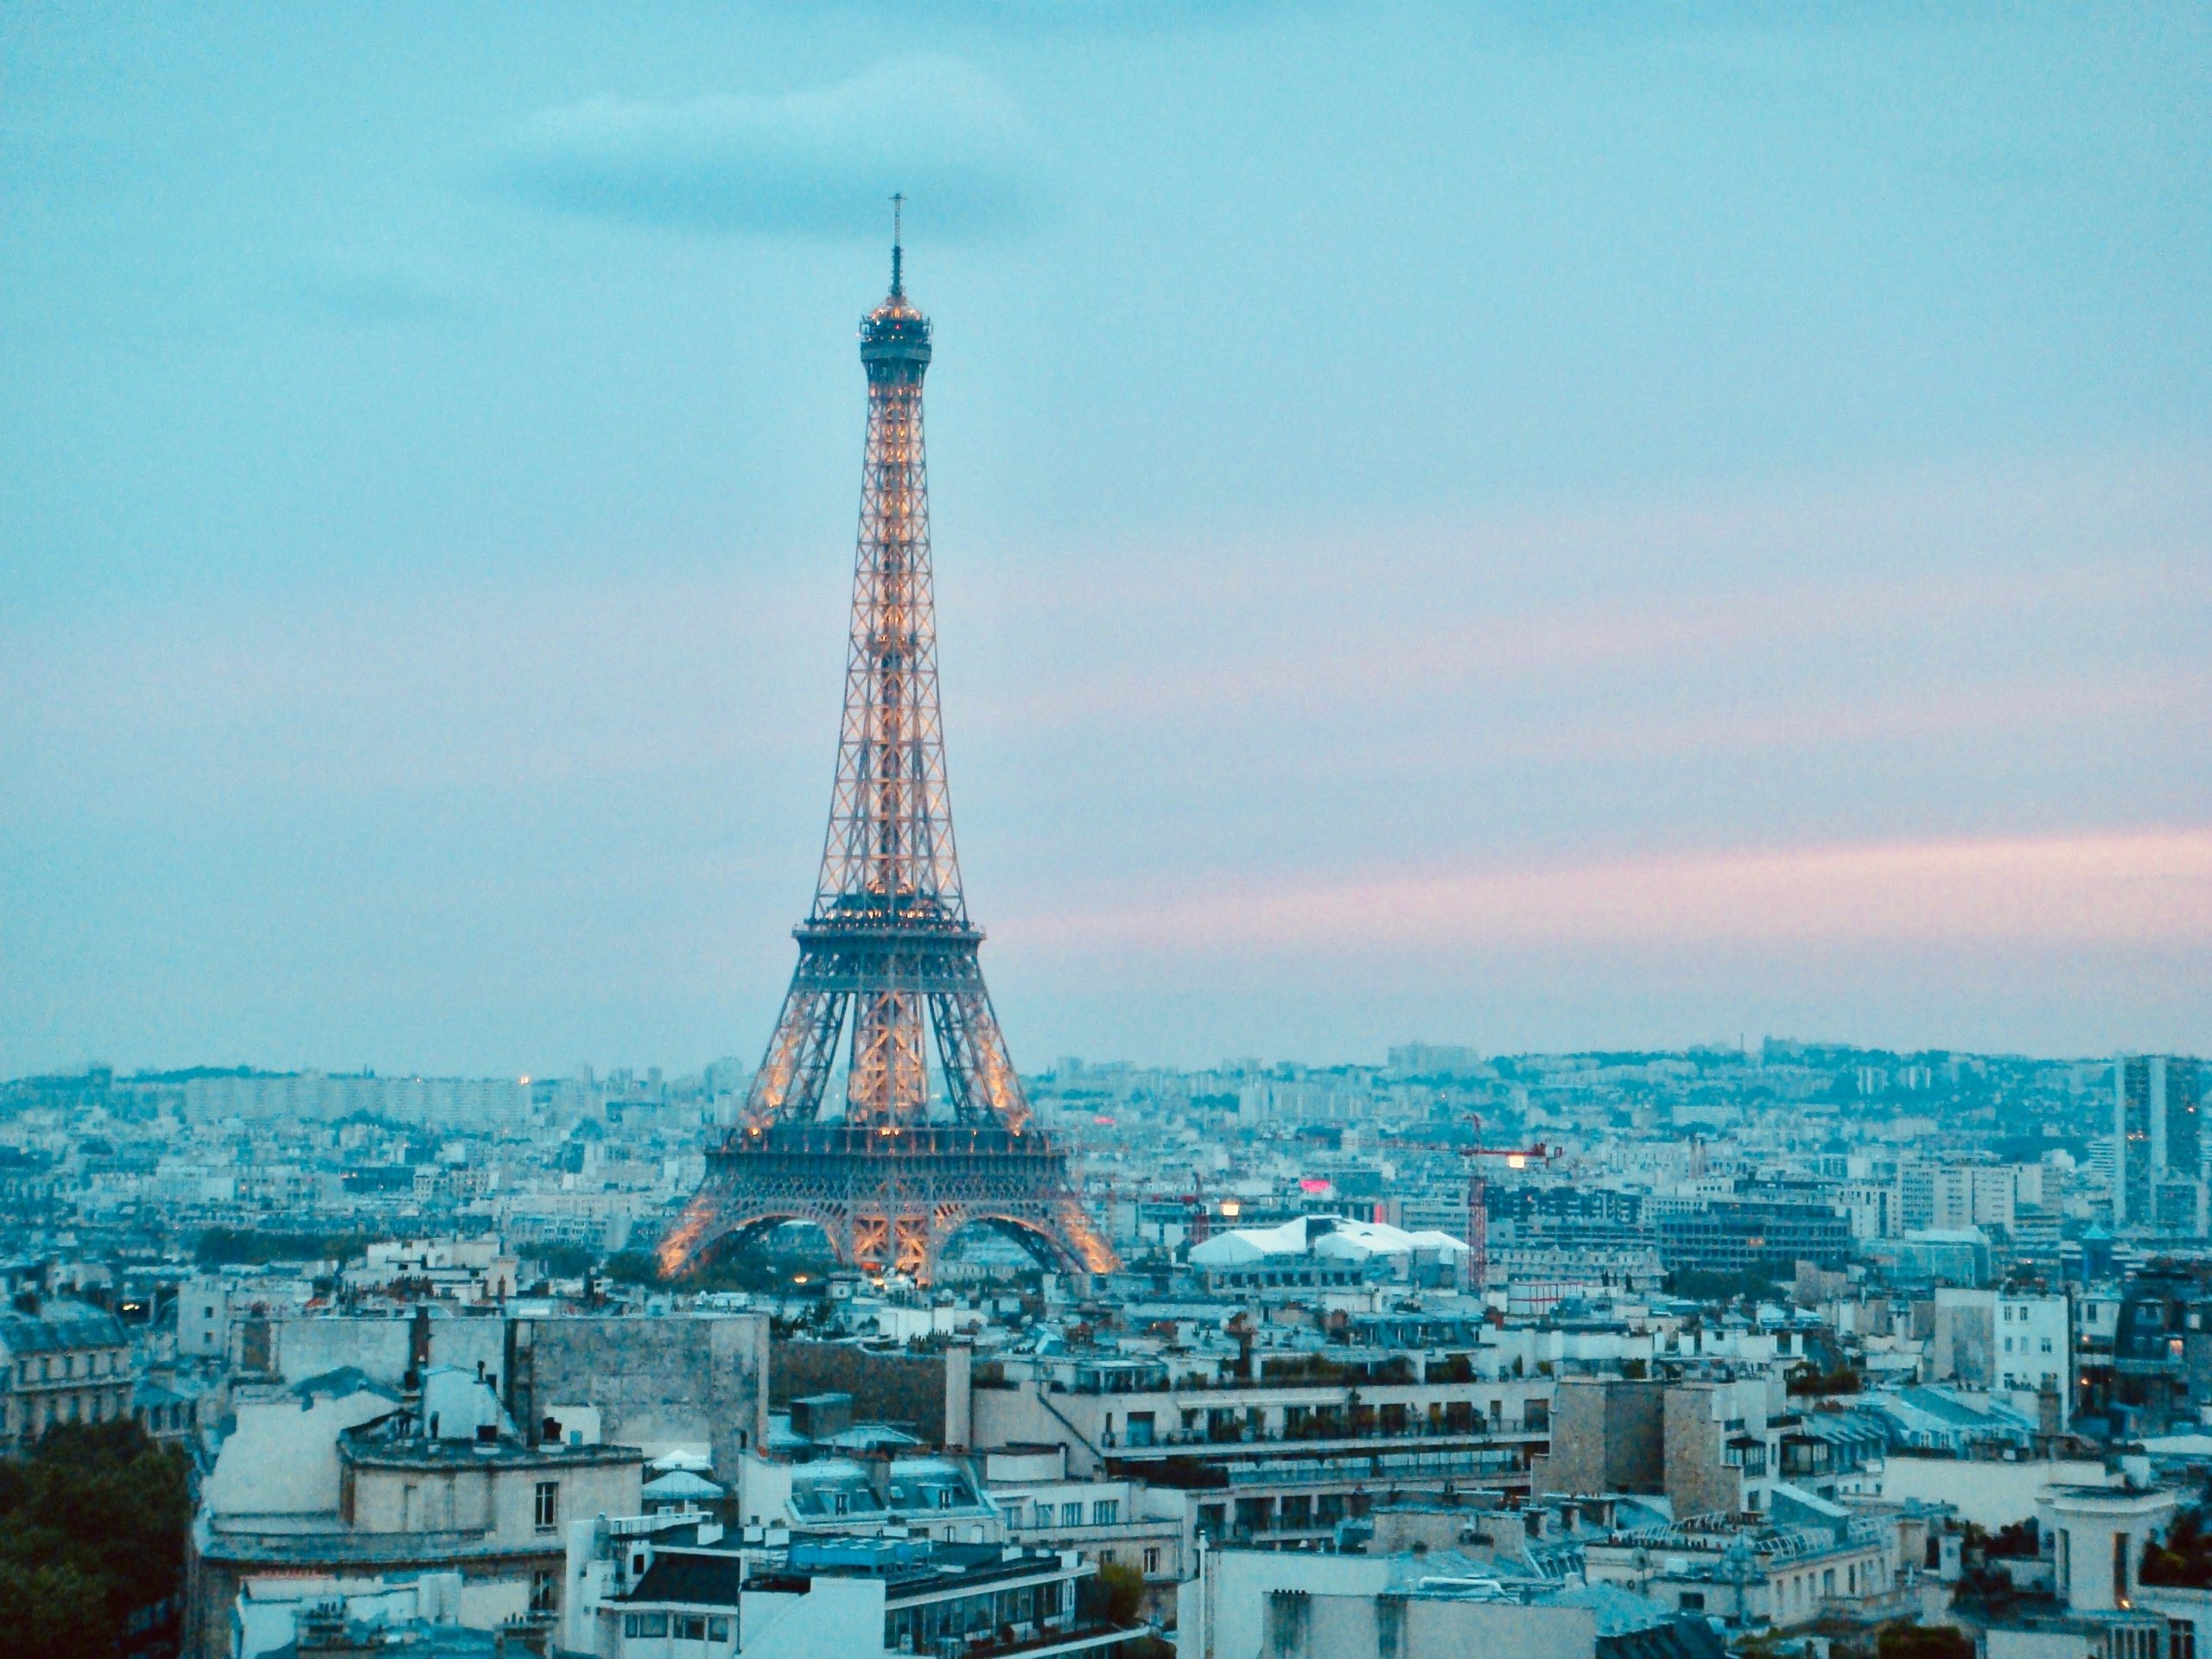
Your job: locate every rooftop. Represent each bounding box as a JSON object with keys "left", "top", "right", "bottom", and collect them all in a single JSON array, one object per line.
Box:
[
  {"left": 0, "top": 1300, "right": 127, "bottom": 1352},
  {"left": 339, "top": 1416, "right": 643, "bottom": 1471},
  {"left": 1190, "top": 1215, "right": 1468, "bottom": 1269}
]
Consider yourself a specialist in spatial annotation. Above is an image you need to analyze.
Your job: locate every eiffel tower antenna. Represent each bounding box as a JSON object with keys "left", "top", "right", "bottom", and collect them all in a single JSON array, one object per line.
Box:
[{"left": 662, "top": 236, "right": 1115, "bottom": 1286}]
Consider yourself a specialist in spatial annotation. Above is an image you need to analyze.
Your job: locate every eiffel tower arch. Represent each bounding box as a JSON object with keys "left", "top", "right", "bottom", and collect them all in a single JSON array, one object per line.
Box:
[{"left": 663, "top": 224, "right": 1115, "bottom": 1287}]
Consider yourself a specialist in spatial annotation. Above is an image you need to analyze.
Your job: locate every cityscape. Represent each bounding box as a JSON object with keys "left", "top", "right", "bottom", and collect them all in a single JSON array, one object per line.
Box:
[
  {"left": 8, "top": 1036, "right": 2212, "bottom": 1659},
  {"left": 3, "top": 8, "right": 2207, "bottom": 1659}
]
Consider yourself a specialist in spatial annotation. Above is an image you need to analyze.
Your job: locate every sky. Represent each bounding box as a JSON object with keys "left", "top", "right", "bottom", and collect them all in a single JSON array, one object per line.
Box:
[{"left": 2, "top": 2, "right": 2208, "bottom": 1078}]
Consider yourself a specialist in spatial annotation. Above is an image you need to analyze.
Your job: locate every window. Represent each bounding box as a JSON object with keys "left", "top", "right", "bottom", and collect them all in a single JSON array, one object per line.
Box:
[
  {"left": 1005, "top": 1504, "right": 1024, "bottom": 1530},
  {"left": 1062, "top": 1502, "right": 1082, "bottom": 1528},
  {"left": 1093, "top": 1500, "right": 1119, "bottom": 1527},
  {"left": 529, "top": 1569, "right": 559, "bottom": 1614},
  {"left": 676, "top": 1614, "right": 708, "bottom": 1638},
  {"left": 709, "top": 1618, "right": 731, "bottom": 1641},
  {"left": 623, "top": 1612, "right": 671, "bottom": 1637},
  {"left": 2042, "top": 1338, "right": 2055, "bottom": 1354},
  {"left": 1679, "top": 1592, "right": 1705, "bottom": 1611},
  {"left": 534, "top": 1480, "right": 559, "bottom": 1533},
  {"left": 1144, "top": 1548, "right": 1161, "bottom": 1574}
]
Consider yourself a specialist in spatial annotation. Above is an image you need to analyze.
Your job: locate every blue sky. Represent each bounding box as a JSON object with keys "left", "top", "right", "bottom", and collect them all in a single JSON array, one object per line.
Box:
[{"left": 2, "top": 2, "right": 2207, "bottom": 1077}]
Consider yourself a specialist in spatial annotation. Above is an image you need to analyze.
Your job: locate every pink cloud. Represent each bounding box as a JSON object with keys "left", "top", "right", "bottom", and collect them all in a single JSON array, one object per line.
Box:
[
  {"left": 957, "top": 446, "right": 2211, "bottom": 742},
  {"left": 1001, "top": 827, "right": 2212, "bottom": 957}
]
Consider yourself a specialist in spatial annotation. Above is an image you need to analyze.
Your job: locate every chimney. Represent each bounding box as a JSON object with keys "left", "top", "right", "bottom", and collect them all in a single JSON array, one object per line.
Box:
[{"left": 944, "top": 1344, "right": 973, "bottom": 1450}]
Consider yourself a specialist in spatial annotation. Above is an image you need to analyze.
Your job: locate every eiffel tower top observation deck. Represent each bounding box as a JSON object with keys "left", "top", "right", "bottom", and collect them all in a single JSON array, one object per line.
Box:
[{"left": 661, "top": 217, "right": 1113, "bottom": 1283}]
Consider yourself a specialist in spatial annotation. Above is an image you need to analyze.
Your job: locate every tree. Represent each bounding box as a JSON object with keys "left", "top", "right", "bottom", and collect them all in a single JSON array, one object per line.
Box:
[
  {"left": 1095, "top": 1561, "right": 1146, "bottom": 1626},
  {"left": 0, "top": 1561, "right": 111, "bottom": 1659},
  {"left": 531, "top": 1241, "right": 598, "bottom": 1278},
  {"left": 1789, "top": 1363, "right": 1863, "bottom": 1396},
  {"left": 0, "top": 1422, "right": 191, "bottom": 1659},
  {"left": 2142, "top": 1508, "right": 2212, "bottom": 1586},
  {"left": 1669, "top": 1268, "right": 1782, "bottom": 1304},
  {"left": 1877, "top": 1624, "right": 1975, "bottom": 1659},
  {"left": 196, "top": 1225, "right": 377, "bottom": 1267}
]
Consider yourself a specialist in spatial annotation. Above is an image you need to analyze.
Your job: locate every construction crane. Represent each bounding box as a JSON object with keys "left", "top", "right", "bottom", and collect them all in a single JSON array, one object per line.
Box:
[{"left": 1381, "top": 1114, "right": 1557, "bottom": 1293}]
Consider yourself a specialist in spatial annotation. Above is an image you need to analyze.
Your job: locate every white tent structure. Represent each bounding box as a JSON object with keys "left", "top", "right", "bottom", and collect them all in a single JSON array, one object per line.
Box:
[{"left": 1187, "top": 1214, "right": 1468, "bottom": 1269}]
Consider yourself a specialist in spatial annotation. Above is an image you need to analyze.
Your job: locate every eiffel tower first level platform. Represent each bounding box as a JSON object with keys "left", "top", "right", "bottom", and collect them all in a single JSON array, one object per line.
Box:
[
  {"left": 665, "top": 1125, "right": 1114, "bottom": 1283},
  {"left": 659, "top": 217, "right": 1116, "bottom": 1287}
]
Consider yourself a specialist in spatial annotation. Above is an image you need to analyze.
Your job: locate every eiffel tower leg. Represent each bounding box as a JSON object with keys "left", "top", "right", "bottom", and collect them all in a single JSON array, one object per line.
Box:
[
  {"left": 929, "top": 982, "right": 1031, "bottom": 1132},
  {"left": 852, "top": 1212, "right": 890, "bottom": 1273},
  {"left": 1049, "top": 1198, "right": 1118, "bottom": 1274},
  {"left": 746, "top": 979, "right": 850, "bottom": 1127},
  {"left": 658, "top": 1170, "right": 733, "bottom": 1277},
  {"left": 893, "top": 1213, "right": 932, "bottom": 1280}
]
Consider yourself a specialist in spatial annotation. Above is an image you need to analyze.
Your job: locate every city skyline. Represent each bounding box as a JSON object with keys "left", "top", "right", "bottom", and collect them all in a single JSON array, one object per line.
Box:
[{"left": 4, "top": 3, "right": 2208, "bottom": 1076}]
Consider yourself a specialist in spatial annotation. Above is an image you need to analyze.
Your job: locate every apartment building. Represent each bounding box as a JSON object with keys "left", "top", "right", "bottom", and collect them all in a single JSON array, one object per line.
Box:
[
  {"left": 0, "top": 1299, "right": 135, "bottom": 1446},
  {"left": 186, "top": 1365, "right": 644, "bottom": 1658},
  {"left": 971, "top": 1348, "right": 1554, "bottom": 1562},
  {"left": 1928, "top": 1287, "right": 2070, "bottom": 1429}
]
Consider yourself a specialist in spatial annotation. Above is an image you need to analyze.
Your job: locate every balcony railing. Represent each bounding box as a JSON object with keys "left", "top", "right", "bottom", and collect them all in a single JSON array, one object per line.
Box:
[
  {"left": 1814, "top": 1583, "right": 1920, "bottom": 1624},
  {"left": 1109, "top": 1422, "right": 1543, "bottom": 1458},
  {"left": 1224, "top": 1448, "right": 1528, "bottom": 1487}
]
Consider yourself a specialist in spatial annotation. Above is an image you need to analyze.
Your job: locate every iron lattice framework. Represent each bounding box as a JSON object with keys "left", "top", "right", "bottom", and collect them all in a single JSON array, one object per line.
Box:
[{"left": 663, "top": 232, "right": 1116, "bottom": 1285}]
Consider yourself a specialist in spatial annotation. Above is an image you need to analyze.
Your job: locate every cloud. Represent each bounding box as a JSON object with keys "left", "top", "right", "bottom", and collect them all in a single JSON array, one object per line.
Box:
[
  {"left": 496, "top": 58, "right": 1045, "bottom": 238},
  {"left": 1002, "top": 829, "right": 2212, "bottom": 958}
]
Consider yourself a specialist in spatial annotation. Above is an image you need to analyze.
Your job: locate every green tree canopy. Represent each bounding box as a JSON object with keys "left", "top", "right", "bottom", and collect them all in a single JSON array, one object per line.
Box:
[{"left": 0, "top": 1422, "right": 191, "bottom": 1659}]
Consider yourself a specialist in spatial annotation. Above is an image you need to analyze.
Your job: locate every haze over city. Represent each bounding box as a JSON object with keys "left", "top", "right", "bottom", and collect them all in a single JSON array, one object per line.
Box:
[
  {"left": 4, "top": 3, "right": 2206, "bottom": 1076},
  {"left": 13, "top": 13, "right": 2212, "bottom": 1659}
]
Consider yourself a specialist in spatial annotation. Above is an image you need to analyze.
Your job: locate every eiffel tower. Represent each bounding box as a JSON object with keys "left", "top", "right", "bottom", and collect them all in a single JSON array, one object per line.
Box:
[{"left": 662, "top": 216, "right": 1116, "bottom": 1285}]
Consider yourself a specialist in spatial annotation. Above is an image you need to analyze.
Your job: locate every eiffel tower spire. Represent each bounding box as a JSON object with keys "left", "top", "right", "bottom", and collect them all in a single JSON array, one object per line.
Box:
[{"left": 662, "top": 228, "right": 1114, "bottom": 1284}]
